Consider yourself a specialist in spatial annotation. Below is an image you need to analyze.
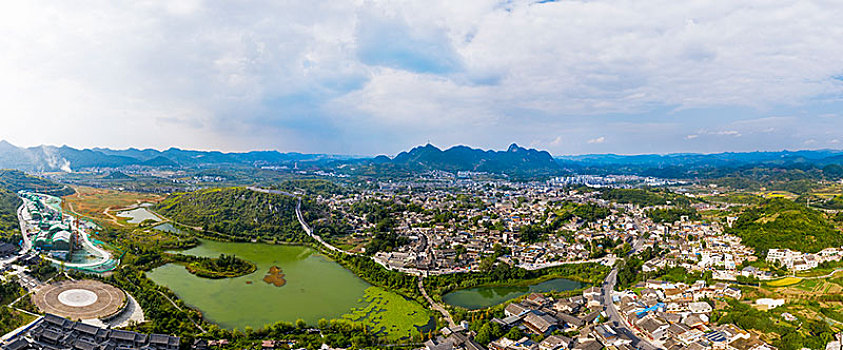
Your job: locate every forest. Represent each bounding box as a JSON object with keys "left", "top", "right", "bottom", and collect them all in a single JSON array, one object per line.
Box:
[
  {"left": 645, "top": 206, "right": 700, "bottom": 224},
  {"left": 727, "top": 198, "right": 843, "bottom": 254},
  {"left": 0, "top": 281, "right": 27, "bottom": 335},
  {"left": 0, "top": 186, "right": 21, "bottom": 242}
]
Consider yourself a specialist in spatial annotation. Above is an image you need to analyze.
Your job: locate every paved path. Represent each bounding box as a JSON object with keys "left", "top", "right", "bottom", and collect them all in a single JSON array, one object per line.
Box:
[
  {"left": 247, "top": 187, "right": 348, "bottom": 254},
  {"left": 418, "top": 276, "right": 456, "bottom": 328},
  {"left": 295, "top": 199, "right": 346, "bottom": 254},
  {"left": 155, "top": 290, "right": 206, "bottom": 333}
]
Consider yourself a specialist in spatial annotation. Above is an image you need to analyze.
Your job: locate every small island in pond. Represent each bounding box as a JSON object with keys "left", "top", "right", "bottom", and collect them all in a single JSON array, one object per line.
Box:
[
  {"left": 184, "top": 254, "right": 257, "bottom": 279},
  {"left": 263, "top": 266, "right": 286, "bottom": 287}
]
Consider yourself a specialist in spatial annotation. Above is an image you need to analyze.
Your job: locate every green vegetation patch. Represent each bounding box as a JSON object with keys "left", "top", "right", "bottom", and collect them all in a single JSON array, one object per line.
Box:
[
  {"left": 646, "top": 207, "right": 700, "bottom": 224},
  {"left": 600, "top": 188, "right": 694, "bottom": 207},
  {"left": 0, "top": 186, "right": 22, "bottom": 242},
  {"left": 155, "top": 187, "right": 310, "bottom": 242},
  {"left": 340, "top": 287, "right": 432, "bottom": 341},
  {"left": 0, "top": 281, "right": 29, "bottom": 335},
  {"left": 727, "top": 198, "right": 843, "bottom": 254},
  {"left": 183, "top": 254, "right": 257, "bottom": 279},
  {"left": 0, "top": 169, "right": 73, "bottom": 196}
]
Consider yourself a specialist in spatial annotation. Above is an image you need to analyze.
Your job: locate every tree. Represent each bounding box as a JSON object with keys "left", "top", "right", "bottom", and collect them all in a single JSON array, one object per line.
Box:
[{"left": 505, "top": 326, "right": 523, "bottom": 340}]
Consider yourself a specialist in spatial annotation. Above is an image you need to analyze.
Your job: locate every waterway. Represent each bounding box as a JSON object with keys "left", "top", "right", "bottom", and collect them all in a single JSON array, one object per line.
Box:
[
  {"left": 146, "top": 239, "right": 371, "bottom": 330},
  {"left": 441, "top": 278, "right": 586, "bottom": 310}
]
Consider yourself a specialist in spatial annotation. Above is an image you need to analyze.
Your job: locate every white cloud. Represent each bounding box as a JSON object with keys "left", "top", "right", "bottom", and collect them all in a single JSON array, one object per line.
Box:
[
  {"left": 0, "top": 0, "right": 842, "bottom": 154},
  {"left": 587, "top": 136, "right": 606, "bottom": 144}
]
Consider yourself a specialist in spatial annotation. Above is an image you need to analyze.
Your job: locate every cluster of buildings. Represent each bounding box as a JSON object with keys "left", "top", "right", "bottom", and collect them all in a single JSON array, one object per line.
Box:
[
  {"left": 547, "top": 175, "right": 686, "bottom": 189},
  {"left": 324, "top": 186, "right": 647, "bottom": 275},
  {"left": 1, "top": 314, "right": 179, "bottom": 350},
  {"left": 20, "top": 192, "right": 76, "bottom": 256},
  {"left": 424, "top": 289, "right": 618, "bottom": 350},
  {"left": 611, "top": 280, "right": 752, "bottom": 348},
  {"left": 765, "top": 248, "right": 843, "bottom": 271}
]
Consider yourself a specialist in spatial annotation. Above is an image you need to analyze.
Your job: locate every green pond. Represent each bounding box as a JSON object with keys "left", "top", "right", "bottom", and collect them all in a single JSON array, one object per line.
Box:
[
  {"left": 442, "top": 278, "right": 586, "bottom": 310},
  {"left": 146, "top": 239, "right": 371, "bottom": 330}
]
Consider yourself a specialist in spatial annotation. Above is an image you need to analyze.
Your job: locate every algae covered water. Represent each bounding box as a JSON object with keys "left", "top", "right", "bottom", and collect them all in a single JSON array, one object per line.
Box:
[{"left": 146, "top": 239, "right": 371, "bottom": 330}]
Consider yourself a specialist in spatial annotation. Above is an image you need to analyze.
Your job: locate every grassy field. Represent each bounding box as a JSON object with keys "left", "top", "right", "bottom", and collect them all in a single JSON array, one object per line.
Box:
[
  {"left": 766, "top": 277, "right": 803, "bottom": 287},
  {"left": 62, "top": 186, "right": 165, "bottom": 227},
  {"left": 340, "top": 287, "right": 432, "bottom": 342},
  {"left": 327, "top": 235, "right": 369, "bottom": 254}
]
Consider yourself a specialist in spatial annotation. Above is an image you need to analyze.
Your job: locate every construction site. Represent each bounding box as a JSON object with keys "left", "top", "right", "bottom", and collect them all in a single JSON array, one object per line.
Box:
[{"left": 18, "top": 192, "right": 117, "bottom": 273}]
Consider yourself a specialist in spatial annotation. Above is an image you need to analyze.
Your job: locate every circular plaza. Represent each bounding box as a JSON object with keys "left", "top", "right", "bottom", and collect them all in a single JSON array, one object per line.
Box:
[{"left": 32, "top": 280, "right": 126, "bottom": 320}]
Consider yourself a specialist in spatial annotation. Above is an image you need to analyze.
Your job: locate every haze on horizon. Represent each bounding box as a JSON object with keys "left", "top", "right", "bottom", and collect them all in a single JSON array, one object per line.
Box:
[{"left": 1, "top": 1, "right": 843, "bottom": 156}]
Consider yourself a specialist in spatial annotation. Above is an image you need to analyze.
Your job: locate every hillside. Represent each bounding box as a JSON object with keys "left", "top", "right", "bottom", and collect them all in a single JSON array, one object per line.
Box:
[
  {"left": 385, "top": 143, "right": 561, "bottom": 175},
  {"left": 0, "top": 169, "right": 74, "bottom": 196},
  {"left": 154, "top": 187, "right": 310, "bottom": 242},
  {"left": 0, "top": 187, "right": 21, "bottom": 242},
  {"left": 727, "top": 198, "right": 843, "bottom": 254}
]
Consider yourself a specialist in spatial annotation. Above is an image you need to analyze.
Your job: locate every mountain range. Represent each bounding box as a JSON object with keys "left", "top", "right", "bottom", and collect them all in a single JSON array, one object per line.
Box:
[
  {"left": 3, "top": 139, "right": 843, "bottom": 177},
  {"left": 0, "top": 140, "right": 351, "bottom": 172},
  {"left": 380, "top": 143, "right": 561, "bottom": 174}
]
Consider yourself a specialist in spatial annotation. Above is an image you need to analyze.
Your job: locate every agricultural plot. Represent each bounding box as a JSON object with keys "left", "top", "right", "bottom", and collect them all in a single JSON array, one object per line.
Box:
[
  {"left": 341, "top": 287, "right": 432, "bottom": 341},
  {"left": 766, "top": 277, "right": 803, "bottom": 287},
  {"left": 760, "top": 191, "right": 798, "bottom": 199}
]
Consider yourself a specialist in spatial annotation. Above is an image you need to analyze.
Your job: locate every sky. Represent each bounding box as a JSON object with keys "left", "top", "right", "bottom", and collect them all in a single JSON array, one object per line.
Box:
[{"left": 1, "top": 0, "right": 843, "bottom": 156}]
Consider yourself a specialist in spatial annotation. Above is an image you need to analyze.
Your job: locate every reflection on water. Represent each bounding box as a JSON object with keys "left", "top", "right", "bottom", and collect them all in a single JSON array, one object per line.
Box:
[{"left": 442, "top": 278, "right": 585, "bottom": 310}]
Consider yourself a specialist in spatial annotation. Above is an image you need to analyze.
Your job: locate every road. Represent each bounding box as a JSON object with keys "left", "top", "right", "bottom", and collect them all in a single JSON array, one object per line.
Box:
[
  {"left": 418, "top": 277, "right": 456, "bottom": 328},
  {"left": 600, "top": 223, "right": 661, "bottom": 350},
  {"left": 247, "top": 186, "right": 348, "bottom": 254},
  {"left": 294, "top": 199, "right": 346, "bottom": 254}
]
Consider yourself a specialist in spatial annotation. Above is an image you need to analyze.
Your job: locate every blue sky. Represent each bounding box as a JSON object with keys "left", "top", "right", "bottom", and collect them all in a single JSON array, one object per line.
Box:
[{"left": 0, "top": 0, "right": 842, "bottom": 156}]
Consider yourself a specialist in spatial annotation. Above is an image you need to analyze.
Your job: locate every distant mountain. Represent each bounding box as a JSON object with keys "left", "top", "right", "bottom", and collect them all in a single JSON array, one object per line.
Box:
[
  {"left": 102, "top": 171, "right": 133, "bottom": 180},
  {"left": 0, "top": 141, "right": 358, "bottom": 172},
  {"left": 556, "top": 150, "right": 843, "bottom": 168},
  {"left": 383, "top": 143, "right": 561, "bottom": 175},
  {"left": 140, "top": 156, "right": 178, "bottom": 167},
  {"left": 5, "top": 139, "right": 843, "bottom": 178}
]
